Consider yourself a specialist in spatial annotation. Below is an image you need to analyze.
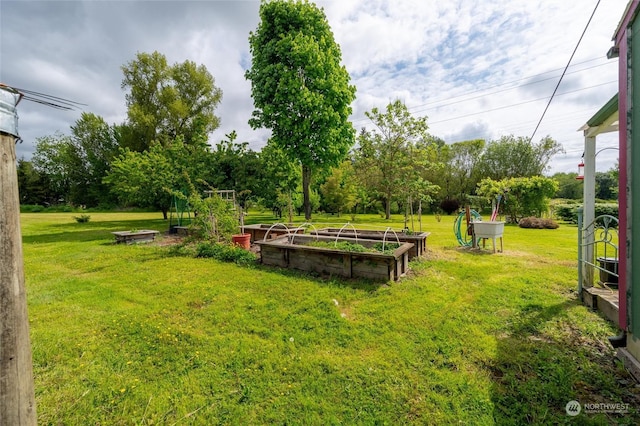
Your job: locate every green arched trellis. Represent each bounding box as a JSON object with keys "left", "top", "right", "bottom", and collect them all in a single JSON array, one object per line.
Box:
[{"left": 169, "top": 191, "right": 192, "bottom": 233}]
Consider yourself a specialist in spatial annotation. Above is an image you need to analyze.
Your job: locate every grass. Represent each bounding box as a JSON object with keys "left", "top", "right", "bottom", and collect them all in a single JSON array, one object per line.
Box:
[{"left": 20, "top": 211, "right": 640, "bottom": 424}]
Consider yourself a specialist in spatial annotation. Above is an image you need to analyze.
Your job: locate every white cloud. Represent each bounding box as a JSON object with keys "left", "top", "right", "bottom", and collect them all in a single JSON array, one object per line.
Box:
[{"left": 1, "top": 0, "right": 627, "bottom": 175}]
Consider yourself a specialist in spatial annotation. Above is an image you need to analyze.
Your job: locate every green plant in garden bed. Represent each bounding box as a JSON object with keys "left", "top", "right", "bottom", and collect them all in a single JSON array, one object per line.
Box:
[
  {"left": 305, "top": 240, "right": 368, "bottom": 252},
  {"left": 305, "top": 240, "right": 400, "bottom": 254},
  {"left": 372, "top": 241, "right": 401, "bottom": 254}
]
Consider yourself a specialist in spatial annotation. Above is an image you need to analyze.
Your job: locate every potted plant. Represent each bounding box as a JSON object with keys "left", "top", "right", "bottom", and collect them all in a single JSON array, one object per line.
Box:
[{"left": 232, "top": 207, "right": 251, "bottom": 250}]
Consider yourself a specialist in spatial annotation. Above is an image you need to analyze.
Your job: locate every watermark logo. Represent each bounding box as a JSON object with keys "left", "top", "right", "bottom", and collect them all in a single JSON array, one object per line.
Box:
[
  {"left": 566, "top": 400, "right": 630, "bottom": 416},
  {"left": 583, "top": 402, "right": 630, "bottom": 414},
  {"left": 565, "top": 400, "right": 581, "bottom": 416}
]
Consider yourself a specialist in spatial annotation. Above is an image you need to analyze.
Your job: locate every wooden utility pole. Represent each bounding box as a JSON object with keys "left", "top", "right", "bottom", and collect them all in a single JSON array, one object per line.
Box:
[{"left": 0, "top": 129, "right": 37, "bottom": 422}]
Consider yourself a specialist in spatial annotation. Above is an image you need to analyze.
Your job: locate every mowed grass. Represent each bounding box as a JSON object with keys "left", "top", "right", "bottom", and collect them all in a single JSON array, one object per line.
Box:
[{"left": 21, "top": 211, "right": 640, "bottom": 425}]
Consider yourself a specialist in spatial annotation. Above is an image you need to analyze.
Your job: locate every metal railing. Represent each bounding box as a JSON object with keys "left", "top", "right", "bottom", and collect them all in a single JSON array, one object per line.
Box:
[{"left": 578, "top": 208, "right": 619, "bottom": 299}]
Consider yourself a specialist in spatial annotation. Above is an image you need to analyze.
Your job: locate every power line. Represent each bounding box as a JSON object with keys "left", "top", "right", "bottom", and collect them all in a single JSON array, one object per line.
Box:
[
  {"left": 428, "top": 80, "right": 615, "bottom": 125},
  {"left": 409, "top": 62, "right": 614, "bottom": 115},
  {"left": 350, "top": 56, "right": 613, "bottom": 125},
  {"left": 0, "top": 84, "right": 85, "bottom": 110},
  {"left": 528, "top": 0, "right": 602, "bottom": 142}
]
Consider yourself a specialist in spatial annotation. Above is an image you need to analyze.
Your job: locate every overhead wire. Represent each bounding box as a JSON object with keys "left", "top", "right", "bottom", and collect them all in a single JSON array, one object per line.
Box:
[
  {"left": 0, "top": 84, "right": 85, "bottom": 111},
  {"left": 528, "top": 0, "right": 602, "bottom": 142},
  {"left": 428, "top": 80, "right": 615, "bottom": 125},
  {"left": 409, "top": 61, "right": 614, "bottom": 116},
  {"left": 350, "top": 55, "right": 614, "bottom": 126}
]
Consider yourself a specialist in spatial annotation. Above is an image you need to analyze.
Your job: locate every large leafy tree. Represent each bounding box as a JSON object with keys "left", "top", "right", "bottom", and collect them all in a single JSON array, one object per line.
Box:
[
  {"left": 105, "top": 138, "right": 209, "bottom": 218},
  {"left": 103, "top": 51, "right": 223, "bottom": 215},
  {"left": 246, "top": 0, "right": 356, "bottom": 220},
  {"left": 257, "top": 142, "right": 301, "bottom": 217},
  {"left": 320, "top": 160, "right": 357, "bottom": 216},
  {"left": 31, "top": 133, "right": 84, "bottom": 205},
  {"left": 70, "top": 112, "right": 120, "bottom": 206},
  {"left": 478, "top": 135, "right": 563, "bottom": 180},
  {"left": 16, "top": 159, "right": 49, "bottom": 205},
  {"left": 205, "top": 131, "right": 265, "bottom": 210},
  {"left": 552, "top": 172, "right": 582, "bottom": 200},
  {"left": 120, "top": 51, "right": 222, "bottom": 151},
  {"left": 30, "top": 115, "right": 120, "bottom": 207},
  {"left": 595, "top": 170, "right": 618, "bottom": 201},
  {"left": 477, "top": 176, "right": 559, "bottom": 223},
  {"left": 354, "top": 100, "right": 437, "bottom": 219},
  {"left": 449, "top": 139, "right": 485, "bottom": 200}
]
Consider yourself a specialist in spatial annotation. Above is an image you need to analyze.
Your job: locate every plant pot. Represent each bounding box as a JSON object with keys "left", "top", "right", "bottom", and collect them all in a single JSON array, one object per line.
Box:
[
  {"left": 597, "top": 256, "right": 618, "bottom": 285},
  {"left": 232, "top": 233, "right": 251, "bottom": 250}
]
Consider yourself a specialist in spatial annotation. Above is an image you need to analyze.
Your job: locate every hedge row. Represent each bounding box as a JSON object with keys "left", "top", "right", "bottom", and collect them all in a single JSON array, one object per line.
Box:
[{"left": 554, "top": 203, "right": 618, "bottom": 224}]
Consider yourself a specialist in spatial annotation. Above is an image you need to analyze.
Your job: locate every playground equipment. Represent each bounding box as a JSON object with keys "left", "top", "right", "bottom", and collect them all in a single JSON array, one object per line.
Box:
[
  {"left": 168, "top": 192, "right": 192, "bottom": 234},
  {"left": 204, "top": 189, "right": 252, "bottom": 249}
]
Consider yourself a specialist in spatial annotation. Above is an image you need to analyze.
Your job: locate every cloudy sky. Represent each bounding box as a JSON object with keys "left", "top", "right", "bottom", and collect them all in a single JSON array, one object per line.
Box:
[{"left": 1, "top": 0, "right": 627, "bottom": 175}]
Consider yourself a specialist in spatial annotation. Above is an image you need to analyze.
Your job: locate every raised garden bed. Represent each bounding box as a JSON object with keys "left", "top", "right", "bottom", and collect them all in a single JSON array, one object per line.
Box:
[
  {"left": 256, "top": 234, "right": 413, "bottom": 281},
  {"left": 242, "top": 223, "right": 304, "bottom": 243},
  {"left": 311, "top": 228, "right": 430, "bottom": 260},
  {"left": 111, "top": 230, "right": 160, "bottom": 244}
]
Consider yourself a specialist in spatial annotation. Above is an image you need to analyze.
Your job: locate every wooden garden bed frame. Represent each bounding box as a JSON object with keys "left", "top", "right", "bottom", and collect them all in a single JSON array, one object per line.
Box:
[
  {"left": 242, "top": 223, "right": 304, "bottom": 243},
  {"left": 111, "top": 230, "right": 160, "bottom": 244},
  {"left": 311, "top": 228, "right": 430, "bottom": 260},
  {"left": 256, "top": 234, "right": 413, "bottom": 281}
]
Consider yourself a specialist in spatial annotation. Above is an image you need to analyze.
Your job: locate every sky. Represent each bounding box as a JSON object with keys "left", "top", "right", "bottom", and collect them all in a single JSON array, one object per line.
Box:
[{"left": 0, "top": 0, "right": 628, "bottom": 175}]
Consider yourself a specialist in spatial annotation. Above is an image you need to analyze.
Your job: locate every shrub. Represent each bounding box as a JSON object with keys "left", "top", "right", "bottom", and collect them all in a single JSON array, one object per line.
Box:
[
  {"left": 554, "top": 203, "right": 618, "bottom": 225},
  {"left": 439, "top": 199, "right": 460, "bottom": 215},
  {"left": 595, "top": 203, "right": 619, "bottom": 219},
  {"left": 174, "top": 186, "right": 239, "bottom": 243},
  {"left": 56, "top": 205, "right": 74, "bottom": 213},
  {"left": 555, "top": 204, "right": 578, "bottom": 223},
  {"left": 519, "top": 217, "right": 559, "bottom": 229},
  {"left": 73, "top": 214, "right": 91, "bottom": 223},
  {"left": 195, "top": 242, "right": 257, "bottom": 266},
  {"left": 464, "top": 195, "right": 491, "bottom": 214},
  {"left": 21, "top": 204, "right": 44, "bottom": 213}
]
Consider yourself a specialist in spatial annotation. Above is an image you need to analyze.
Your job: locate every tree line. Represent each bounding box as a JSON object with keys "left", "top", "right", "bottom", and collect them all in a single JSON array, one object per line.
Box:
[
  {"left": 17, "top": 100, "right": 575, "bottom": 220},
  {"left": 16, "top": 0, "right": 615, "bottom": 222}
]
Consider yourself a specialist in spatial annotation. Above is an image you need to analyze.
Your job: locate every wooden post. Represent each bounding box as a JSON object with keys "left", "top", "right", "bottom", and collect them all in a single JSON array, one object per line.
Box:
[{"left": 0, "top": 131, "right": 37, "bottom": 424}]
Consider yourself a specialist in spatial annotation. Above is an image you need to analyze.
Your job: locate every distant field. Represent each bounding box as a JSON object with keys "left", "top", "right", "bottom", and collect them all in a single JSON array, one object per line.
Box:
[{"left": 20, "top": 211, "right": 640, "bottom": 424}]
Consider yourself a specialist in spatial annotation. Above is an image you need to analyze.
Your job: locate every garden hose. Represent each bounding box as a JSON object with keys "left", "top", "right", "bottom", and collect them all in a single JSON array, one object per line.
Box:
[{"left": 454, "top": 209, "right": 482, "bottom": 247}]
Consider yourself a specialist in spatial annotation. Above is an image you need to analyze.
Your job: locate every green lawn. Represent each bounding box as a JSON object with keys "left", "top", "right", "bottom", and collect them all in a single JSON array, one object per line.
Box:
[{"left": 21, "top": 211, "right": 640, "bottom": 424}]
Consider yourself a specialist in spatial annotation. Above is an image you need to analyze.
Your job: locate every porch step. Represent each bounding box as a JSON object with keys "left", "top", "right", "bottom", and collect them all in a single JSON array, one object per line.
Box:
[
  {"left": 617, "top": 348, "right": 640, "bottom": 383},
  {"left": 582, "top": 286, "right": 619, "bottom": 327}
]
